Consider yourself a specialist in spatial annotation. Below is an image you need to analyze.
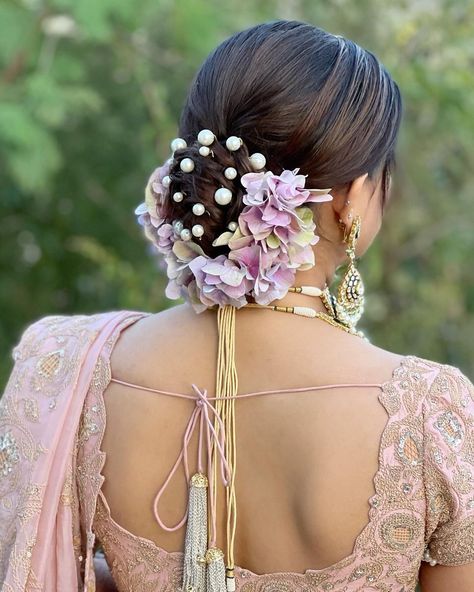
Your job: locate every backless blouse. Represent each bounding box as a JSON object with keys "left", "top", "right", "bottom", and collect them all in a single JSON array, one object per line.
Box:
[{"left": 1, "top": 310, "right": 474, "bottom": 592}]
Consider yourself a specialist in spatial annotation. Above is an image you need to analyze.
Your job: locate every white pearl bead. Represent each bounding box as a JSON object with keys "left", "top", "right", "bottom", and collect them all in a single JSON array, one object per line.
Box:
[
  {"left": 192, "top": 224, "right": 204, "bottom": 237},
  {"left": 170, "top": 137, "right": 187, "bottom": 152},
  {"left": 224, "top": 167, "right": 237, "bottom": 180},
  {"left": 228, "top": 221, "right": 238, "bottom": 231},
  {"left": 180, "top": 228, "right": 192, "bottom": 241},
  {"left": 197, "top": 129, "right": 215, "bottom": 146},
  {"left": 226, "top": 136, "right": 242, "bottom": 151},
  {"left": 162, "top": 175, "right": 171, "bottom": 188},
  {"left": 172, "top": 191, "right": 184, "bottom": 202},
  {"left": 173, "top": 219, "right": 183, "bottom": 233},
  {"left": 199, "top": 146, "right": 210, "bottom": 157},
  {"left": 214, "top": 187, "right": 233, "bottom": 205},
  {"left": 180, "top": 158, "right": 195, "bottom": 173},
  {"left": 192, "top": 203, "right": 205, "bottom": 216},
  {"left": 249, "top": 152, "right": 266, "bottom": 171}
]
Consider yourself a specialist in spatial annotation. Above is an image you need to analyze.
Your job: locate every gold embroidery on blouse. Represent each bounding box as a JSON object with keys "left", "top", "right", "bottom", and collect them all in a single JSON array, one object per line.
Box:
[
  {"left": 35, "top": 348, "right": 65, "bottom": 379},
  {"left": 0, "top": 314, "right": 100, "bottom": 588},
  {"left": 17, "top": 484, "right": 42, "bottom": 524},
  {"left": 22, "top": 398, "right": 40, "bottom": 423},
  {"left": 435, "top": 410, "right": 464, "bottom": 448},
  {"left": 0, "top": 431, "right": 20, "bottom": 477},
  {"left": 71, "top": 339, "right": 474, "bottom": 591}
]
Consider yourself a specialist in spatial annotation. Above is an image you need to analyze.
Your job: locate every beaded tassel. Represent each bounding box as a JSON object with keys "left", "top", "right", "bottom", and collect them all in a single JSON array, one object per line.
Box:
[
  {"left": 182, "top": 473, "right": 209, "bottom": 592},
  {"left": 205, "top": 547, "right": 227, "bottom": 592}
]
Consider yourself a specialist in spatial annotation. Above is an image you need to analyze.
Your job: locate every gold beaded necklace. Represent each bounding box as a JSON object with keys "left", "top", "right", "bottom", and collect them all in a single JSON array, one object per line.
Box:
[{"left": 244, "top": 284, "right": 368, "bottom": 340}]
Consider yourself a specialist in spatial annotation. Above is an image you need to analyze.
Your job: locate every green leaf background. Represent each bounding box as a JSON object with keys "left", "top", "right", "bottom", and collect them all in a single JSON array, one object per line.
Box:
[{"left": 1, "top": 0, "right": 473, "bottom": 395}]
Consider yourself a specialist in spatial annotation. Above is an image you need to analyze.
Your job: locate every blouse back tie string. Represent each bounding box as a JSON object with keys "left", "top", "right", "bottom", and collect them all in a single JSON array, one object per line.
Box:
[
  {"left": 110, "top": 310, "right": 384, "bottom": 592},
  {"left": 153, "top": 383, "right": 231, "bottom": 543}
]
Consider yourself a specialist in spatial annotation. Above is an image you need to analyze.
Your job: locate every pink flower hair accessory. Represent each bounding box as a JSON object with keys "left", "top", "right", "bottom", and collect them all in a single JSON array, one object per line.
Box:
[{"left": 134, "top": 133, "right": 333, "bottom": 312}]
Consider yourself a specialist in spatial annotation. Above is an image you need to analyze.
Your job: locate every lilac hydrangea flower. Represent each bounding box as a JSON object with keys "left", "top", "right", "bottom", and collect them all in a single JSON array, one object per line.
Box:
[
  {"left": 188, "top": 255, "right": 251, "bottom": 308},
  {"left": 135, "top": 164, "right": 333, "bottom": 312}
]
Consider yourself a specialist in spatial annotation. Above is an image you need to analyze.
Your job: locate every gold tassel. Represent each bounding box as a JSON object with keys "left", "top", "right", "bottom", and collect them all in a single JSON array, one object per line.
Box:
[
  {"left": 205, "top": 547, "right": 227, "bottom": 592},
  {"left": 182, "top": 472, "right": 209, "bottom": 592}
]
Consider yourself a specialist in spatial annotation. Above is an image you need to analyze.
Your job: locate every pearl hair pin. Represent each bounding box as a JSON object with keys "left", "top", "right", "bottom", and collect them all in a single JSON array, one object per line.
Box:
[
  {"left": 170, "top": 137, "right": 187, "bottom": 152},
  {"left": 249, "top": 152, "right": 266, "bottom": 171},
  {"left": 228, "top": 221, "right": 238, "bottom": 231},
  {"left": 199, "top": 146, "right": 211, "bottom": 157},
  {"left": 180, "top": 158, "right": 195, "bottom": 173},
  {"left": 173, "top": 191, "right": 184, "bottom": 203},
  {"left": 197, "top": 129, "right": 215, "bottom": 146},
  {"left": 192, "top": 224, "right": 204, "bottom": 238},
  {"left": 192, "top": 203, "right": 205, "bottom": 216},
  {"left": 226, "top": 136, "right": 242, "bottom": 151},
  {"left": 162, "top": 175, "right": 171, "bottom": 188},
  {"left": 180, "top": 228, "right": 192, "bottom": 241},
  {"left": 215, "top": 187, "right": 233, "bottom": 205},
  {"left": 224, "top": 167, "right": 237, "bottom": 180},
  {"left": 173, "top": 219, "right": 184, "bottom": 234}
]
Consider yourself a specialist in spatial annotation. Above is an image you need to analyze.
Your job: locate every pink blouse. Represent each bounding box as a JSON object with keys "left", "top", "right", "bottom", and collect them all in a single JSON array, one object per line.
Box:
[{"left": 1, "top": 310, "right": 474, "bottom": 592}]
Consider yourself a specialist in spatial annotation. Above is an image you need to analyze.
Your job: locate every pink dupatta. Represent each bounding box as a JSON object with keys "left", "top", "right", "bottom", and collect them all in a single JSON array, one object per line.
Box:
[{"left": 0, "top": 310, "right": 145, "bottom": 591}]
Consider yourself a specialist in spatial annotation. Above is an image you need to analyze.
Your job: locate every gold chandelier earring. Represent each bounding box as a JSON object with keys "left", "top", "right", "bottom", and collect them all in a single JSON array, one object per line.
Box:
[{"left": 320, "top": 214, "right": 365, "bottom": 333}]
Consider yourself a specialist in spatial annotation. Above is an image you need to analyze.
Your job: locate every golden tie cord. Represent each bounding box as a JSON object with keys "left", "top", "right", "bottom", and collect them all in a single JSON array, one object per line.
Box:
[{"left": 213, "top": 304, "right": 239, "bottom": 589}]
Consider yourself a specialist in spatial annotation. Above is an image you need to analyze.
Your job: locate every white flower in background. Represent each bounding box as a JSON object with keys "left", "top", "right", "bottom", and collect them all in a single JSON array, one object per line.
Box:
[{"left": 42, "top": 15, "right": 78, "bottom": 38}]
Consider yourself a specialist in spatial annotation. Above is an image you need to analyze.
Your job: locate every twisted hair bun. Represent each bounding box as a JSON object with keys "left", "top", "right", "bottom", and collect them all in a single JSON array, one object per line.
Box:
[{"left": 158, "top": 136, "right": 256, "bottom": 257}]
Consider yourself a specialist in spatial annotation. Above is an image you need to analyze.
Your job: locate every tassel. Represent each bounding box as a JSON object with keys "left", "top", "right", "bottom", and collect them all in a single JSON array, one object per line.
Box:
[
  {"left": 182, "top": 472, "right": 209, "bottom": 592},
  {"left": 205, "top": 547, "right": 227, "bottom": 592}
]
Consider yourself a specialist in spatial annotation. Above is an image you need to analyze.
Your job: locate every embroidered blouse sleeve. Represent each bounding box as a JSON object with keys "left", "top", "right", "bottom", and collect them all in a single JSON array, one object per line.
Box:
[{"left": 423, "top": 362, "right": 474, "bottom": 565}]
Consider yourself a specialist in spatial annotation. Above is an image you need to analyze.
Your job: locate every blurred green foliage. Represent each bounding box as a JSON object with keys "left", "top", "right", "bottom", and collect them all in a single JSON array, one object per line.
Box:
[{"left": 1, "top": 0, "right": 473, "bottom": 391}]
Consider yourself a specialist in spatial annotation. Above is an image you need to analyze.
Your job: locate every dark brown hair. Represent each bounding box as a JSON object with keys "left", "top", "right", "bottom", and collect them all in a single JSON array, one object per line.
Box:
[{"left": 161, "top": 20, "right": 402, "bottom": 256}]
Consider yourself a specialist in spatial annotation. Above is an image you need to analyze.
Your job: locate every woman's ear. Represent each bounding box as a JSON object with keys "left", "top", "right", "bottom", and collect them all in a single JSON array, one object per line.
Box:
[{"left": 334, "top": 173, "right": 369, "bottom": 227}]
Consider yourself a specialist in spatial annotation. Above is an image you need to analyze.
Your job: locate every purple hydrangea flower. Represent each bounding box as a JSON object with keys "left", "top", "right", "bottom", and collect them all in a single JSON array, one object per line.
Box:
[
  {"left": 188, "top": 255, "right": 251, "bottom": 308},
  {"left": 135, "top": 164, "right": 333, "bottom": 312}
]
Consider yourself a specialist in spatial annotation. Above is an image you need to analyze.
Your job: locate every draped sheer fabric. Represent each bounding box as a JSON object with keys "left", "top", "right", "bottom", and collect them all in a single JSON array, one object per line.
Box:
[{"left": 1, "top": 310, "right": 474, "bottom": 591}]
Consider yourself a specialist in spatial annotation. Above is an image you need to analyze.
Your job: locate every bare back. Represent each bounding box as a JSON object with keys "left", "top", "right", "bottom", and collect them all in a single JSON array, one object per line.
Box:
[{"left": 100, "top": 303, "right": 404, "bottom": 574}]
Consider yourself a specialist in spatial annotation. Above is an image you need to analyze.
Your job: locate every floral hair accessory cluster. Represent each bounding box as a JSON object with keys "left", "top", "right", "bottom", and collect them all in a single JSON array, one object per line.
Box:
[{"left": 134, "top": 130, "right": 333, "bottom": 313}]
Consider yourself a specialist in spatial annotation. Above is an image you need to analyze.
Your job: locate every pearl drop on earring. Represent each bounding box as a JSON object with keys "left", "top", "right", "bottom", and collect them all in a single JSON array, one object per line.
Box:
[
  {"left": 224, "top": 167, "right": 238, "bottom": 180},
  {"left": 199, "top": 146, "right": 211, "bottom": 157},
  {"left": 172, "top": 191, "right": 184, "bottom": 203},
  {"left": 192, "top": 203, "right": 205, "bottom": 216},
  {"left": 214, "top": 187, "right": 233, "bottom": 205},
  {"left": 180, "top": 158, "right": 195, "bottom": 173},
  {"left": 226, "top": 136, "right": 242, "bottom": 151},
  {"left": 192, "top": 224, "right": 204, "bottom": 238},
  {"left": 197, "top": 129, "right": 215, "bottom": 146},
  {"left": 249, "top": 152, "right": 266, "bottom": 171},
  {"left": 180, "top": 228, "right": 192, "bottom": 241},
  {"left": 228, "top": 221, "right": 238, "bottom": 231},
  {"left": 170, "top": 137, "right": 187, "bottom": 152},
  {"left": 162, "top": 175, "right": 171, "bottom": 188}
]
